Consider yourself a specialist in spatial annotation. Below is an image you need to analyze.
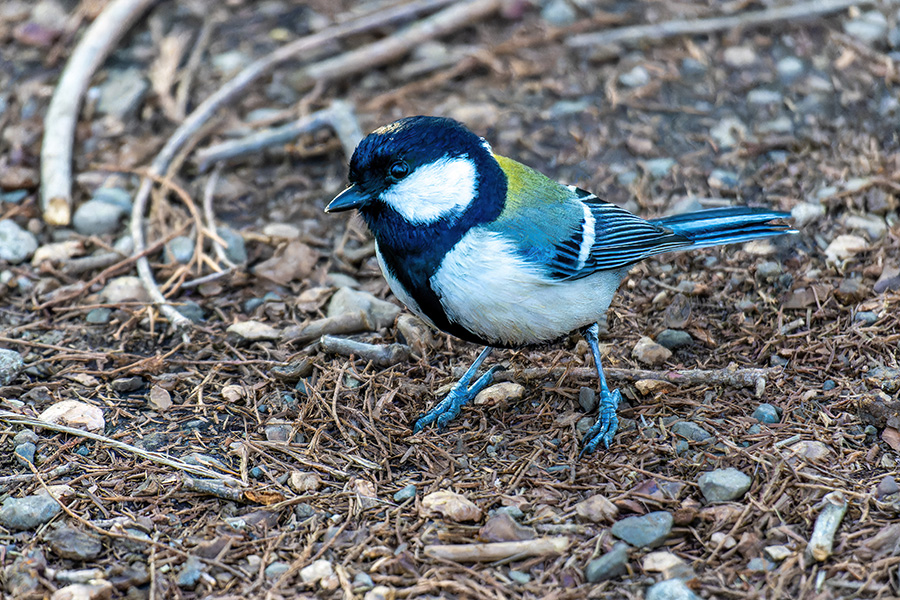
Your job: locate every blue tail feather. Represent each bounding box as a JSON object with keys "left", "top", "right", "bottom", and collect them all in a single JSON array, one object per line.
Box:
[{"left": 651, "top": 207, "right": 796, "bottom": 249}]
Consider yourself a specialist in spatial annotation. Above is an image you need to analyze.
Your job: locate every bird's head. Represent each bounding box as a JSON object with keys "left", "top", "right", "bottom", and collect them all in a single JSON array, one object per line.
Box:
[{"left": 326, "top": 116, "right": 504, "bottom": 233}]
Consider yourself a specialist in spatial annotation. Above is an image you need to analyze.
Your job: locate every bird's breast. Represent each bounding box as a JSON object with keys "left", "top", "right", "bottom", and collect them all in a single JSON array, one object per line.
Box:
[{"left": 430, "top": 228, "right": 627, "bottom": 347}]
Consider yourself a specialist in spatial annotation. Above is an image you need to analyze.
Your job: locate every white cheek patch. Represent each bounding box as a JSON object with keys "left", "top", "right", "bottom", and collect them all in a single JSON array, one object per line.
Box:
[{"left": 379, "top": 156, "right": 477, "bottom": 224}]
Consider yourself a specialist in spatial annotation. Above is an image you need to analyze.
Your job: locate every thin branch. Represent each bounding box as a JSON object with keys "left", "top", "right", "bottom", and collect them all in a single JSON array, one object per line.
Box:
[
  {"left": 490, "top": 365, "right": 776, "bottom": 389},
  {"left": 40, "top": 0, "right": 159, "bottom": 225},
  {"left": 0, "top": 409, "right": 245, "bottom": 488},
  {"left": 567, "top": 0, "right": 874, "bottom": 48}
]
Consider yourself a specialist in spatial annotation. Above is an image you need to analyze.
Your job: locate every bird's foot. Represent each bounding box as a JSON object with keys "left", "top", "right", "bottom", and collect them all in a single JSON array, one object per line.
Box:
[
  {"left": 580, "top": 388, "right": 622, "bottom": 455},
  {"left": 414, "top": 366, "right": 501, "bottom": 432}
]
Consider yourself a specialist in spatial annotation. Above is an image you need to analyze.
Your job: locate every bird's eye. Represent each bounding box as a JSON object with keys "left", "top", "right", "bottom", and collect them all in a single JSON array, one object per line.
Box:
[{"left": 389, "top": 161, "right": 409, "bottom": 180}]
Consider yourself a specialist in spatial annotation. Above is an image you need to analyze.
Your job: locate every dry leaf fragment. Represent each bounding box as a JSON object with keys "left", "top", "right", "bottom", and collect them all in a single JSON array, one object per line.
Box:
[
  {"left": 421, "top": 490, "right": 482, "bottom": 522},
  {"left": 38, "top": 400, "right": 104, "bottom": 432},
  {"left": 574, "top": 493, "right": 619, "bottom": 523},
  {"left": 149, "top": 385, "right": 172, "bottom": 410}
]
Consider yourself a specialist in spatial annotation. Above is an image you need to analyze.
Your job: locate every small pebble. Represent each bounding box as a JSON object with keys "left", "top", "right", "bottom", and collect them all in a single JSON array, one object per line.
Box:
[
  {"left": 579, "top": 387, "right": 597, "bottom": 413},
  {"left": 877, "top": 475, "right": 899, "bottom": 497},
  {"left": 264, "top": 561, "right": 290, "bottom": 579},
  {"left": 697, "top": 468, "right": 751, "bottom": 502},
  {"left": 176, "top": 301, "right": 204, "bottom": 323},
  {"left": 610, "top": 511, "right": 673, "bottom": 548},
  {"left": 671, "top": 421, "right": 713, "bottom": 443},
  {"left": 44, "top": 523, "right": 103, "bottom": 560},
  {"left": 111, "top": 376, "right": 143, "bottom": 392},
  {"left": 747, "top": 89, "right": 782, "bottom": 105},
  {"left": 843, "top": 10, "right": 888, "bottom": 45},
  {"left": 585, "top": 542, "right": 629, "bottom": 582},
  {"left": 0, "top": 494, "right": 61, "bottom": 531},
  {"left": 619, "top": 65, "right": 650, "bottom": 87},
  {"left": 72, "top": 199, "right": 127, "bottom": 236},
  {"left": 217, "top": 227, "right": 247, "bottom": 263},
  {"left": 632, "top": 336, "right": 672, "bottom": 366},
  {"left": 85, "top": 308, "right": 112, "bottom": 324},
  {"left": 265, "top": 424, "right": 293, "bottom": 443},
  {"left": 300, "top": 559, "right": 333, "bottom": 584},
  {"left": 708, "top": 169, "right": 740, "bottom": 190},
  {"left": 655, "top": 329, "right": 692, "bottom": 350},
  {"left": 165, "top": 236, "right": 195, "bottom": 264},
  {"left": 508, "top": 570, "right": 531, "bottom": 584},
  {"left": 751, "top": 403, "right": 781, "bottom": 424},
  {"left": 646, "top": 578, "right": 700, "bottom": 600},
  {"left": 0, "top": 219, "right": 38, "bottom": 264},
  {"left": 755, "top": 261, "right": 782, "bottom": 281},
  {"left": 96, "top": 68, "right": 149, "bottom": 118},
  {"left": 393, "top": 484, "right": 417, "bottom": 502},
  {"left": 643, "top": 158, "right": 676, "bottom": 178},
  {"left": 723, "top": 45, "right": 757, "bottom": 67},
  {"left": 776, "top": 56, "right": 805, "bottom": 83},
  {"left": 0, "top": 348, "right": 25, "bottom": 385},
  {"left": 541, "top": 0, "right": 576, "bottom": 26},
  {"left": 747, "top": 557, "right": 775, "bottom": 572},
  {"left": 709, "top": 117, "right": 747, "bottom": 149},
  {"left": 353, "top": 571, "right": 374, "bottom": 591},
  {"left": 176, "top": 555, "right": 204, "bottom": 588},
  {"left": 14, "top": 442, "right": 36, "bottom": 466}
]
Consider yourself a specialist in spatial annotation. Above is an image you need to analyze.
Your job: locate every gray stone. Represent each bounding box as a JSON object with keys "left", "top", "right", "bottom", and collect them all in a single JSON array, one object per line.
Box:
[
  {"left": 165, "top": 236, "right": 195, "bottom": 264},
  {"left": 111, "top": 376, "right": 144, "bottom": 392},
  {"left": 0, "top": 219, "right": 38, "bottom": 264},
  {"left": 579, "top": 387, "right": 598, "bottom": 412},
  {"left": 747, "top": 89, "right": 782, "bottom": 105},
  {"left": 328, "top": 287, "right": 401, "bottom": 329},
  {"left": 585, "top": 542, "right": 630, "bottom": 582},
  {"left": 757, "top": 116, "right": 794, "bottom": 135},
  {"left": 776, "top": 57, "right": 805, "bottom": 83},
  {"left": 855, "top": 311, "right": 878, "bottom": 326},
  {"left": 14, "top": 442, "right": 36, "bottom": 466},
  {"left": 265, "top": 424, "right": 293, "bottom": 442},
  {"left": 217, "top": 227, "right": 247, "bottom": 263},
  {"left": 393, "top": 484, "right": 417, "bottom": 502},
  {"left": 747, "top": 557, "right": 775, "bottom": 572},
  {"left": 619, "top": 65, "right": 650, "bottom": 88},
  {"left": 647, "top": 578, "right": 700, "bottom": 600},
  {"left": 697, "top": 468, "right": 751, "bottom": 502},
  {"left": 176, "top": 555, "right": 205, "bottom": 588},
  {"left": 541, "top": 0, "right": 576, "bottom": 26},
  {"left": 0, "top": 190, "right": 28, "bottom": 204},
  {"left": 576, "top": 416, "right": 595, "bottom": 436},
  {"left": 709, "top": 117, "right": 748, "bottom": 149},
  {"left": 752, "top": 403, "right": 780, "bottom": 424},
  {"left": 549, "top": 99, "right": 590, "bottom": 118},
  {"left": 13, "top": 430, "right": 38, "bottom": 446},
  {"left": 72, "top": 199, "right": 127, "bottom": 235},
  {"left": 0, "top": 494, "right": 61, "bottom": 531},
  {"left": 212, "top": 50, "right": 251, "bottom": 75},
  {"left": 756, "top": 261, "right": 782, "bottom": 281},
  {"left": 353, "top": 571, "right": 374, "bottom": 590},
  {"left": 508, "top": 570, "right": 531, "bottom": 584},
  {"left": 843, "top": 11, "right": 888, "bottom": 45},
  {"left": 96, "top": 68, "right": 149, "bottom": 119},
  {"left": 610, "top": 511, "right": 673, "bottom": 548},
  {"left": 616, "top": 170, "right": 638, "bottom": 186},
  {"left": 92, "top": 187, "right": 132, "bottom": 211},
  {"left": 709, "top": 169, "right": 740, "bottom": 190},
  {"left": 644, "top": 158, "right": 675, "bottom": 178},
  {"left": 265, "top": 561, "right": 290, "bottom": 579},
  {"left": 655, "top": 329, "right": 692, "bottom": 350},
  {"left": 176, "top": 301, "right": 204, "bottom": 323},
  {"left": 723, "top": 45, "right": 757, "bottom": 68},
  {"left": 85, "top": 307, "right": 112, "bottom": 324},
  {"left": 681, "top": 58, "right": 706, "bottom": 75},
  {"left": 0, "top": 348, "right": 24, "bottom": 385},
  {"left": 671, "top": 421, "right": 713, "bottom": 442},
  {"left": 44, "top": 523, "right": 103, "bottom": 560}
]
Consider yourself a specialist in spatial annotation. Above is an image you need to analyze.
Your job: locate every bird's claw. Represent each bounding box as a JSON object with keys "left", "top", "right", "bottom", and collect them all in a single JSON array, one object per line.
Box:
[
  {"left": 580, "top": 388, "right": 622, "bottom": 455},
  {"left": 414, "top": 366, "right": 501, "bottom": 432}
]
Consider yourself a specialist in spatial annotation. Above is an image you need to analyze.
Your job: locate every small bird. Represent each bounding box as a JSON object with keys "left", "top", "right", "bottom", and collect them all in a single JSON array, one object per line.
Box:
[{"left": 326, "top": 116, "right": 795, "bottom": 453}]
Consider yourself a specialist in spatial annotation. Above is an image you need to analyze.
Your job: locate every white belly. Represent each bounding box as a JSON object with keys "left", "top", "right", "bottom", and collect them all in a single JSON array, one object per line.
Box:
[{"left": 430, "top": 228, "right": 626, "bottom": 346}]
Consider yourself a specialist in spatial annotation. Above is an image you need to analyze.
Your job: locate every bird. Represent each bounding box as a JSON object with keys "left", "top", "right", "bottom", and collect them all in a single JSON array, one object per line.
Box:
[{"left": 325, "top": 115, "right": 796, "bottom": 453}]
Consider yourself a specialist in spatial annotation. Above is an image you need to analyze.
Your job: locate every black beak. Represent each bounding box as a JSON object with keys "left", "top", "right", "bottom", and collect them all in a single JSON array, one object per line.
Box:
[{"left": 325, "top": 185, "right": 367, "bottom": 213}]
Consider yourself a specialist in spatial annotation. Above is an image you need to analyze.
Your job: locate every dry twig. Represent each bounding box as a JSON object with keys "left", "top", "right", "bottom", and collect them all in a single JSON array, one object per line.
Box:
[
  {"left": 40, "top": 0, "right": 158, "bottom": 225},
  {"left": 424, "top": 537, "right": 570, "bottom": 562},
  {"left": 568, "top": 0, "right": 875, "bottom": 48}
]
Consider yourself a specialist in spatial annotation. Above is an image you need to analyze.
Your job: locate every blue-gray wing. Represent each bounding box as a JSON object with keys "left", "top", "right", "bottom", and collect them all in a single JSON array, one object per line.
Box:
[{"left": 545, "top": 188, "right": 692, "bottom": 280}]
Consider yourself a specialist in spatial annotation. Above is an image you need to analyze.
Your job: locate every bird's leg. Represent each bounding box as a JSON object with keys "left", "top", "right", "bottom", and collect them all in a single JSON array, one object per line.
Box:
[
  {"left": 414, "top": 346, "right": 498, "bottom": 432},
  {"left": 580, "top": 323, "right": 622, "bottom": 454}
]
